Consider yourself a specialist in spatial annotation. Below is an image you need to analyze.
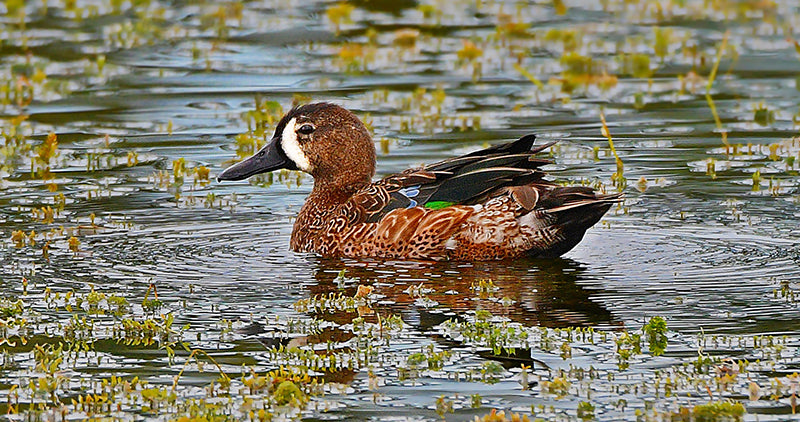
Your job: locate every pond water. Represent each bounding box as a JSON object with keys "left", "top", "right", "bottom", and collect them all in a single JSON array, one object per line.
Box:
[{"left": 2, "top": 0, "right": 800, "bottom": 420}]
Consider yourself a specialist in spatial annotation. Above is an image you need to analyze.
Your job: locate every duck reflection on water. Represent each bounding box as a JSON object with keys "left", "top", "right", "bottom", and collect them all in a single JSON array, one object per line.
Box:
[{"left": 304, "top": 257, "right": 618, "bottom": 330}]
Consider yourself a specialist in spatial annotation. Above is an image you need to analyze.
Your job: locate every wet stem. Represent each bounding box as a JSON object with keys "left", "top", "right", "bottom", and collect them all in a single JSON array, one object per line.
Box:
[
  {"left": 706, "top": 30, "right": 730, "bottom": 155},
  {"left": 172, "top": 348, "right": 230, "bottom": 392},
  {"left": 600, "top": 111, "right": 625, "bottom": 190}
]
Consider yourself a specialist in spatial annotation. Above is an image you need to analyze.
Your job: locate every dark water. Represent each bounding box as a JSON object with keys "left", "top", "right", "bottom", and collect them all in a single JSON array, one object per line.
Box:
[{"left": 2, "top": 0, "right": 800, "bottom": 420}]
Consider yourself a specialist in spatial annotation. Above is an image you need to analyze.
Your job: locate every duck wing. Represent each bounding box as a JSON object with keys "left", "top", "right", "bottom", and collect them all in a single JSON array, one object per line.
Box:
[{"left": 346, "top": 134, "right": 554, "bottom": 224}]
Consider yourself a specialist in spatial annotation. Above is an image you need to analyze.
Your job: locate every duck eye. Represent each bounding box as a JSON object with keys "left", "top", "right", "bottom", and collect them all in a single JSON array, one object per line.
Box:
[{"left": 297, "top": 124, "right": 314, "bottom": 135}]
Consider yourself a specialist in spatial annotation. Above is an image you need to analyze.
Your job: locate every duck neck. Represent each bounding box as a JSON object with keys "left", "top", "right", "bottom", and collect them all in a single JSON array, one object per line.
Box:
[
  {"left": 290, "top": 172, "right": 372, "bottom": 252},
  {"left": 309, "top": 170, "right": 372, "bottom": 205},
  {"left": 306, "top": 180, "right": 361, "bottom": 209}
]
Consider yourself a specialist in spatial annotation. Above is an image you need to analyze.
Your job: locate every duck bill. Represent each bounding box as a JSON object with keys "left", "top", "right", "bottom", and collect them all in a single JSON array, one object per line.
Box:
[{"left": 218, "top": 137, "right": 292, "bottom": 181}]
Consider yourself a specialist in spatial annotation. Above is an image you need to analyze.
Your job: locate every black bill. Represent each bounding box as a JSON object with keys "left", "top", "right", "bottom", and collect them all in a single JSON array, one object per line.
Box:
[{"left": 217, "top": 137, "right": 294, "bottom": 181}]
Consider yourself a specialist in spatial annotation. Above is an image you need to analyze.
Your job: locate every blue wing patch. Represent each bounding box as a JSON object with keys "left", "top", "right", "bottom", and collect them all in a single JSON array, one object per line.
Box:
[{"left": 398, "top": 185, "right": 421, "bottom": 208}]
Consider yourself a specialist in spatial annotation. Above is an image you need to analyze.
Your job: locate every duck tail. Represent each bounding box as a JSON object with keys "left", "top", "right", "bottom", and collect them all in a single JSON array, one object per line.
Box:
[{"left": 526, "top": 189, "right": 623, "bottom": 258}]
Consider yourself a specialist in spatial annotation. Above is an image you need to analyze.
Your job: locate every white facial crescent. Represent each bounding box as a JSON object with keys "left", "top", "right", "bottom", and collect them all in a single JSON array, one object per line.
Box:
[{"left": 281, "top": 117, "right": 312, "bottom": 172}]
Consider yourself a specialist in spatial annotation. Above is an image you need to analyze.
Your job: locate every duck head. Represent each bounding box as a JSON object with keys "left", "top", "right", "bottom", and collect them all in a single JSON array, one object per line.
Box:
[{"left": 218, "top": 102, "right": 376, "bottom": 188}]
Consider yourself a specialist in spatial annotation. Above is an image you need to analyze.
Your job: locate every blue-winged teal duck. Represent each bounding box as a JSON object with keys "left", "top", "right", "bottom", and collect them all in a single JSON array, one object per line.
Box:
[{"left": 218, "top": 103, "right": 622, "bottom": 260}]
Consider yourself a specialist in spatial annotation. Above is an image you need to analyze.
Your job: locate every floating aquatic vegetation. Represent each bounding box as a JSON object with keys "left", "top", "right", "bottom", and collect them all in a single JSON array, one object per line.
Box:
[
  {"left": 643, "top": 316, "right": 668, "bottom": 356},
  {"left": 393, "top": 28, "right": 420, "bottom": 48},
  {"left": 326, "top": 2, "right": 355, "bottom": 34},
  {"left": 670, "top": 399, "right": 746, "bottom": 421},
  {"left": 474, "top": 409, "right": 531, "bottom": 422},
  {"left": 194, "top": 165, "right": 210, "bottom": 186},
  {"left": 199, "top": 3, "right": 244, "bottom": 40},
  {"left": 1, "top": 1, "right": 800, "bottom": 421},
  {"left": 67, "top": 236, "right": 79, "bottom": 253},
  {"left": 495, "top": 13, "right": 531, "bottom": 41},
  {"left": 457, "top": 40, "right": 484, "bottom": 80},
  {"left": 557, "top": 53, "right": 618, "bottom": 92},
  {"left": 618, "top": 53, "right": 652, "bottom": 78},
  {"left": 293, "top": 288, "right": 375, "bottom": 315},
  {"left": 693, "top": 134, "right": 799, "bottom": 197},
  {"left": 653, "top": 27, "right": 673, "bottom": 62},
  {"left": 233, "top": 97, "right": 286, "bottom": 170},
  {"left": 543, "top": 28, "right": 582, "bottom": 54},
  {"left": 753, "top": 103, "right": 776, "bottom": 126},
  {"left": 377, "top": 87, "right": 482, "bottom": 134},
  {"left": 335, "top": 42, "right": 376, "bottom": 74},
  {"left": 32, "top": 132, "right": 58, "bottom": 184},
  {"left": 1, "top": 257, "right": 800, "bottom": 421},
  {"left": 471, "top": 278, "right": 499, "bottom": 296}
]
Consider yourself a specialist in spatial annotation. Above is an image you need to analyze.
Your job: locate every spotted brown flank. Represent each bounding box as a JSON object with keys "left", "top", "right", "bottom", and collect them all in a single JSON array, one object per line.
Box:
[{"left": 219, "top": 102, "right": 623, "bottom": 260}]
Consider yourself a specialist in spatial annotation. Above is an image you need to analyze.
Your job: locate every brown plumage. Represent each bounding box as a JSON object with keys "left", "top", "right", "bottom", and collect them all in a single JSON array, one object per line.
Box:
[{"left": 218, "top": 102, "right": 622, "bottom": 260}]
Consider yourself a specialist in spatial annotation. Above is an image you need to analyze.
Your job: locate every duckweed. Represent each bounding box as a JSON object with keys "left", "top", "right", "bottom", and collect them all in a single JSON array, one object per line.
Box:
[
  {"left": 0, "top": 270, "right": 799, "bottom": 420},
  {"left": 679, "top": 400, "right": 746, "bottom": 421}
]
